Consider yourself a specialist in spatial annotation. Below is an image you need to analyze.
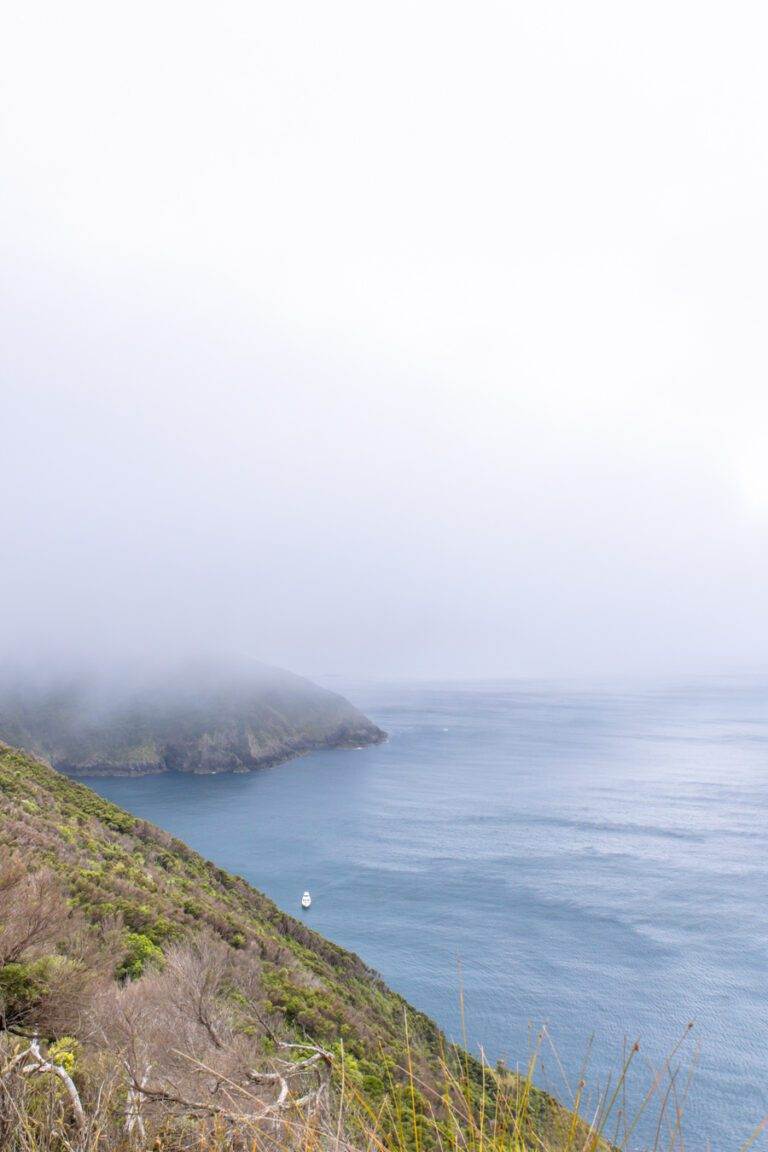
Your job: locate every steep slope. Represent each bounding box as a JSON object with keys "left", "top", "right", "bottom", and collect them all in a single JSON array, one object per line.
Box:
[
  {"left": 0, "top": 656, "right": 385, "bottom": 776},
  {"left": 0, "top": 743, "right": 578, "bottom": 1151}
]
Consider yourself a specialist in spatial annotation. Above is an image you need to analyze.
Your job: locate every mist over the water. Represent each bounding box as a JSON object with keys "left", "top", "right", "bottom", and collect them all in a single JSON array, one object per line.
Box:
[
  {"left": 3, "top": 10, "right": 768, "bottom": 1146},
  {"left": 2, "top": 2, "right": 768, "bottom": 680}
]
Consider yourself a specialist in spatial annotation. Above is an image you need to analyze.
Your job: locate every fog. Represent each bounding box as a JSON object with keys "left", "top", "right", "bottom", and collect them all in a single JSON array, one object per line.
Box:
[{"left": 2, "top": 2, "right": 768, "bottom": 680}]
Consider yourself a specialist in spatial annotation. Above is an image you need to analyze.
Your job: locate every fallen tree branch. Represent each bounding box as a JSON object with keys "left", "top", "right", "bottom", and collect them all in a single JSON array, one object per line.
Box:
[{"left": 19, "top": 1038, "right": 87, "bottom": 1134}]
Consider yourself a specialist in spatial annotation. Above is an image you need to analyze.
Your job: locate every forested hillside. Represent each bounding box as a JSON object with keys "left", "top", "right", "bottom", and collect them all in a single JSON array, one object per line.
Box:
[{"left": 0, "top": 743, "right": 578, "bottom": 1151}]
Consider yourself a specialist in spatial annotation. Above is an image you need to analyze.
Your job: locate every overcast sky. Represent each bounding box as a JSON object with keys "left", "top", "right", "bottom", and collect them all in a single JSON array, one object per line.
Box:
[{"left": 2, "top": 1, "right": 768, "bottom": 679}]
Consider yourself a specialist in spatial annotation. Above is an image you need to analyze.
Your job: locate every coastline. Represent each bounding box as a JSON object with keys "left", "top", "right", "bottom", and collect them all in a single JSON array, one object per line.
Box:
[{"left": 57, "top": 726, "right": 388, "bottom": 778}]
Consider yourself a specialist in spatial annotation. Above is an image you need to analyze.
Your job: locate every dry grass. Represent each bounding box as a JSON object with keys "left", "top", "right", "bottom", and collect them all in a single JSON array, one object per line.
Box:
[{"left": 2, "top": 1014, "right": 766, "bottom": 1152}]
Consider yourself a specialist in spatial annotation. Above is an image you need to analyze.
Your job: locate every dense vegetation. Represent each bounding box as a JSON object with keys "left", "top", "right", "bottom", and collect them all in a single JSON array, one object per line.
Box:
[
  {"left": 0, "top": 743, "right": 584, "bottom": 1151},
  {"left": 0, "top": 658, "right": 385, "bottom": 776}
]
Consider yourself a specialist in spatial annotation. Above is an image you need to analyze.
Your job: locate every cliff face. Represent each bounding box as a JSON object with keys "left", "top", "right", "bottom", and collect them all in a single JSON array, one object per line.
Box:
[{"left": 0, "top": 657, "right": 385, "bottom": 777}]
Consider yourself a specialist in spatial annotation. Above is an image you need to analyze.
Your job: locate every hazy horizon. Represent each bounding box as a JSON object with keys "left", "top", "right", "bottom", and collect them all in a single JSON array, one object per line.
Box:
[{"left": 3, "top": 2, "right": 768, "bottom": 681}]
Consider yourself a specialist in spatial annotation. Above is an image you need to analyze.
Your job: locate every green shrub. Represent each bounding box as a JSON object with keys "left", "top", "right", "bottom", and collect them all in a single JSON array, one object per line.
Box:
[
  {"left": 116, "top": 932, "right": 164, "bottom": 981},
  {"left": 0, "top": 961, "right": 41, "bottom": 1020}
]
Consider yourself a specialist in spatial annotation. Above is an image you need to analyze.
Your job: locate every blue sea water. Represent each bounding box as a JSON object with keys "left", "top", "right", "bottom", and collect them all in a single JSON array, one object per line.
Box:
[{"left": 85, "top": 678, "right": 768, "bottom": 1148}]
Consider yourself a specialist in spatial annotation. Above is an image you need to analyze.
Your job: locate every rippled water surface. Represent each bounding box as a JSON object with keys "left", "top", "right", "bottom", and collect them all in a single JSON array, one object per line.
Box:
[{"left": 86, "top": 678, "right": 768, "bottom": 1147}]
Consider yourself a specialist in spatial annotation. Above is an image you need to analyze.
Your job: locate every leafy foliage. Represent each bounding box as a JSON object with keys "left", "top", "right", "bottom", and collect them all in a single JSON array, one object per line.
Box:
[{"left": 116, "top": 931, "right": 165, "bottom": 981}]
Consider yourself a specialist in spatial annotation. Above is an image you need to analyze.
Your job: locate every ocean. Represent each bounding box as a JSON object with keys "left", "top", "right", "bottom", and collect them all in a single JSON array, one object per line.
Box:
[{"left": 85, "top": 678, "right": 768, "bottom": 1148}]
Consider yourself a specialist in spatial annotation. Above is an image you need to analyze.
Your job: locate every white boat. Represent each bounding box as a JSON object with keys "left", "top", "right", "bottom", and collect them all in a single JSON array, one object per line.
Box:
[{"left": 301, "top": 891, "right": 312, "bottom": 909}]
